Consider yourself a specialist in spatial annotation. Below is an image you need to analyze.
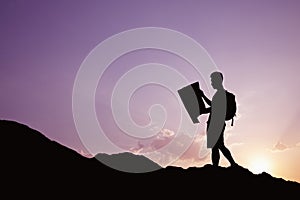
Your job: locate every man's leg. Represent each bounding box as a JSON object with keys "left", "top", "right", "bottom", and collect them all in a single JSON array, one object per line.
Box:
[
  {"left": 212, "top": 146, "right": 220, "bottom": 166},
  {"left": 215, "top": 124, "right": 236, "bottom": 166},
  {"left": 219, "top": 144, "right": 236, "bottom": 166}
]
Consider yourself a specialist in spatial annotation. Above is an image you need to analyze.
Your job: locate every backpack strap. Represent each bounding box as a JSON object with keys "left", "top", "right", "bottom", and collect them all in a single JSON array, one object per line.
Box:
[{"left": 231, "top": 118, "right": 234, "bottom": 126}]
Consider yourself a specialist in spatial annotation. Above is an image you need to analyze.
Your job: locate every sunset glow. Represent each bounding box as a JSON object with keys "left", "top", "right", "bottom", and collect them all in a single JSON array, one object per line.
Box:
[
  {"left": 249, "top": 157, "right": 270, "bottom": 174},
  {"left": 1, "top": 0, "right": 299, "bottom": 183}
]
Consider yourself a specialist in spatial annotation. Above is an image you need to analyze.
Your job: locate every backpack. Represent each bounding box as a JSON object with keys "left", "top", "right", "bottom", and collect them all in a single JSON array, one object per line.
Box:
[{"left": 225, "top": 91, "right": 237, "bottom": 126}]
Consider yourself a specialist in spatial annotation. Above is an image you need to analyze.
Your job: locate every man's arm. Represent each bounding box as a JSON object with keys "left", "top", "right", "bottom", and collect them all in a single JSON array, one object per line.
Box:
[
  {"left": 197, "top": 89, "right": 211, "bottom": 114},
  {"left": 199, "top": 90, "right": 211, "bottom": 106}
]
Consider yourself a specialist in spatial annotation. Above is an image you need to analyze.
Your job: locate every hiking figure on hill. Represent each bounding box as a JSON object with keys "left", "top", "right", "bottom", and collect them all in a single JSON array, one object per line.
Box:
[{"left": 200, "top": 71, "right": 238, "bottom": 167}]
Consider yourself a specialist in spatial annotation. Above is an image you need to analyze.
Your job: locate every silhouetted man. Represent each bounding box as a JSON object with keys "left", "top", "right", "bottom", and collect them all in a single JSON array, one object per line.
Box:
[{"left": 200, "top": 72, "right": 237, "bottom": 167}]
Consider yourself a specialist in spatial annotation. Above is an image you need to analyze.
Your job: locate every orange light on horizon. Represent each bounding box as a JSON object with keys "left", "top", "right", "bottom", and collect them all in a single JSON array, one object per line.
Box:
[{"left": 249, "top": 157, "right": 271, "bottom": 174}]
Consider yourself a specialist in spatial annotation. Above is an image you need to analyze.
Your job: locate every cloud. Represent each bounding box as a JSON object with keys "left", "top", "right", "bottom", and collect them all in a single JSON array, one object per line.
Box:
[
  {"left": 273, "top": 141, "right": 288, "bottom": 151},
  {"left": 172, "top": 145, "right": 209, "bottom": 169},
  {"left": 271, "top": 141, "right": 300, "bottom": 152},
  {"left": 165, "top": 133, "right": 210, "bottom": 168},
  {"left": 149, "top": 129, "right": 175, "bottom": 150},
  {"left": 160, "top": 129, "right": 175, "bottom": 138},
  {"left": 129, "top": 141, "right": 144, "bottom": 154},
  {"left": 129, "top": 128, "right": 175, "bottom": 154},
  {"left": 147, "top": 132, "right": 209, "bottom": 168},
  {"left": 270, "top": 141, "right": 300, "bottom": 152},
  {"left": 175, "top": 134, "right": 209, "bottom": 161}
]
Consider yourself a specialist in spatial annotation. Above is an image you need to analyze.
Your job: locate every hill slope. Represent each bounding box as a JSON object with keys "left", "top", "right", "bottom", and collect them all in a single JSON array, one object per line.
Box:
[{"left": 1, "top": 120, "right": 299, "bottom": 196}]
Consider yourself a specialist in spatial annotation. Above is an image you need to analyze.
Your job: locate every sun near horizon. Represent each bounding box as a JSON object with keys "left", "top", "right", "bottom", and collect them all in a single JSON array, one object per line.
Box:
[{"left": 249, "top": 157, "right": 271, "bottom": 174}]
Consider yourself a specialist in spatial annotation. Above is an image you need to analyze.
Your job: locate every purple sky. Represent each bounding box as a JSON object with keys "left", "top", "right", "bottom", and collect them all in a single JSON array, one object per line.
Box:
[{"left": 1, "top": 0, "right": 300, "bottom": 181}]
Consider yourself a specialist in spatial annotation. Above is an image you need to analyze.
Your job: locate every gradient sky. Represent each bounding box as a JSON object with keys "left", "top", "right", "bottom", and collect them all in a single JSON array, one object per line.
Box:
[{"left": 1, "top": 0, "right": 300, "bottom": 182}]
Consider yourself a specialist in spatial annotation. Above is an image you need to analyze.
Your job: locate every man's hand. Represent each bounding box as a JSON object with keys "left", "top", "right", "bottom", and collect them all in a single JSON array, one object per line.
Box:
[{"left": 200, "top": 90, "right": 212, "bottom": 106}]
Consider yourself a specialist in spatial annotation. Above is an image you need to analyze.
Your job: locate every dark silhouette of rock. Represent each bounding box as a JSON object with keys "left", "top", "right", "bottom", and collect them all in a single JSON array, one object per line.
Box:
[
  {"left": 95, "top": 152, "right": 161, "bottom": 173},
  {"left": 1, "top": 120, "right": 299, "bottom": 197}
]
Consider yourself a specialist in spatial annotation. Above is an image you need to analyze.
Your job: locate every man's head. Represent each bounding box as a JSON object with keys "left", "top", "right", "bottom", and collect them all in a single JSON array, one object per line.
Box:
[{"left": 210, "top": 71, "right": 223, "bottom": 90}]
